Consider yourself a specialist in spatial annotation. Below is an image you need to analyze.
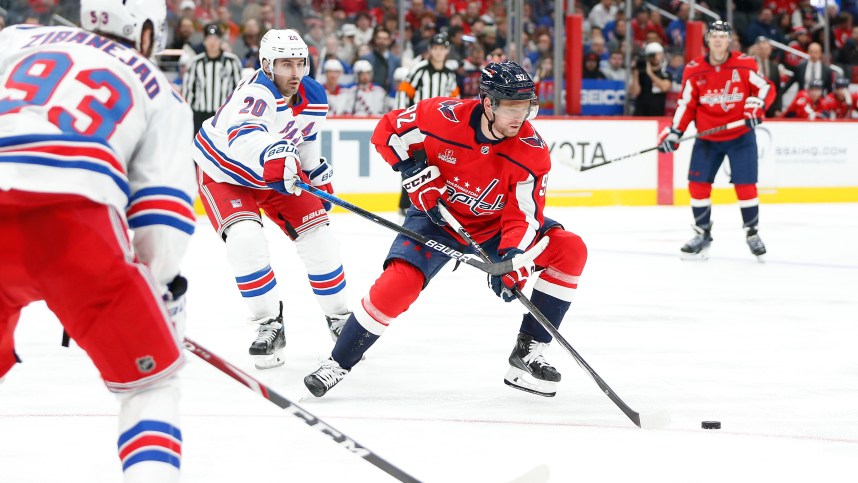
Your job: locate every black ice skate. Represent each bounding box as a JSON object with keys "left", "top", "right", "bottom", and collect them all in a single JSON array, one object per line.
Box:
[
  {"left": 325, "top": 312, "right": 351, "bottom": 342},
  {"left": 745, "top": 226, "right": 767, "bottom": 262},
  {"left": 249, "top": 302, "right": 285, "bottom": 369},
  {"left": 504, "top": 333, "right": 561, "bottom": 397},
  {"left": 680, "top": 223, "right": 714, "bottom": 260},
  {"left": 304, "top": 358, "right": 350, "bottom": 397}
]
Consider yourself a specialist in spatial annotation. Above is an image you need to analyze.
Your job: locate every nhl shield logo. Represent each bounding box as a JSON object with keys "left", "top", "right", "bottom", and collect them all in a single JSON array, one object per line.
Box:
[
  {"left": 136, "top": 356, "right": 156, "bottom": 374},
  {"left": 230, "top": 199, "right": 243, "bottom": 208},
  {"left": 481, "top": 146, "right": 489, "bottom": 154}
]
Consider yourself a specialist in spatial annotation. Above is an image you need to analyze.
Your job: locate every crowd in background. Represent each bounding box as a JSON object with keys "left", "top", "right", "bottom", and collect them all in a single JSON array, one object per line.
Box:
[{"left": 2, "top": 0, "right": 858, "bottom": 118}]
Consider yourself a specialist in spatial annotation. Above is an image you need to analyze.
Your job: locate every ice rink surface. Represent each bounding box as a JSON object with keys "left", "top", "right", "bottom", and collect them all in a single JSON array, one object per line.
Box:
[{"left": 2, "top": 202, "right": 857, "bottom": 483}]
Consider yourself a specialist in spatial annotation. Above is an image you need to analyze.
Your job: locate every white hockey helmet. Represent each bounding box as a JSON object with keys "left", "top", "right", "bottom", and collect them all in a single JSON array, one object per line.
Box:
[
  {"left": 80, "top": 0, "right": 167, "bottom": 58},
  {"left": 353, "top": 59, "right": 373, "bottom": 74},
  {"left": 260, "top": 29, "right": 310, "bottom": 76}
]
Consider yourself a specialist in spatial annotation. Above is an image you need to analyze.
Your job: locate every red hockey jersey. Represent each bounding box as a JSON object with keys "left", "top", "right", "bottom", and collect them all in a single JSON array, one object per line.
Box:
[
  {"left": 821, "top": 91, "right": 858, "bottom": 119},
  {"left": 783, "top": 91, "right": 826, "bottom": 119},
  {"left": 672, "top": 51, "right": 775, "bottom": 141},
  {"left": 372, "top": 97, "right": 550, "bottom": 252}
]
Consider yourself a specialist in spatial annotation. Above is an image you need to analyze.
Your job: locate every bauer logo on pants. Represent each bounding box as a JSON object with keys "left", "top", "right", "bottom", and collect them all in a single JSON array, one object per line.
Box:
[{"left": 136, "top": 356, "right": 156, "bottom": 373}]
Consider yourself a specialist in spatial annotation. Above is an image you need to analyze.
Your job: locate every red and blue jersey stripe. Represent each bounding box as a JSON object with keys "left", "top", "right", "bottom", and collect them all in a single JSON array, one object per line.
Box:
[
  {"left": 236, "top": 265, "right": 277, "bottom": 298},
  {"left": 194, "top": 129, "right": 266, "bottom": 189},
  {"left": 126, "top": 186, "right": 196, "bottom": 235},
  {"left": 117, "top": 420, "right": 182, "bottom": 471},
  {"left": 308, "top": 265, "right": 346, "bottom": 296}
]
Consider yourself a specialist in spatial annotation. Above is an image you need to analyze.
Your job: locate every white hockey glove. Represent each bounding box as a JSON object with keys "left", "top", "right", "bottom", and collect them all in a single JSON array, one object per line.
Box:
[
  {"left": 262, "top": 141, "right": 308, "bottom": 195},
  {"left": 657, "top": 127, "right": 682, "bottom": 153},
  {"left": 164, "top": 275, "right": 188, "bottom": 340},
  {"left": 744, "top": 96, "right": 765, "bottom": 128},
  {"left": 303, "top": 157, "right": 334, "bottom": 211}
]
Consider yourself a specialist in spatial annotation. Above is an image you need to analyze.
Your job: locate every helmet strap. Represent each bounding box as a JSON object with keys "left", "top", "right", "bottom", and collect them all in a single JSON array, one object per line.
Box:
[{"left": 482, "top": 98, "right": 507, "bottom": 140}]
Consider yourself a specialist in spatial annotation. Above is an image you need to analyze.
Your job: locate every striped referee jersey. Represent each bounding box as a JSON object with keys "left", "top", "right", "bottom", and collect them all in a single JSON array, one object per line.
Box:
[
  {"left": 183, "top": 51, "right": 244, "bottom": 113},
  {"left": 396, "top": 59, "right": 460, "bottom": 109}
]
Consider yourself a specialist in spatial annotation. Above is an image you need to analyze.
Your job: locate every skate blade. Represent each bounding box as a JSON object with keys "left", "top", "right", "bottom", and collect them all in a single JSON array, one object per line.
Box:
[
  {"left": 754, "top": 253, "right": 766, "bottom": 263},
  {"left": 504, "top": 367, "right": 557, "bottom": 397},
  {"left": 252, "top": 351, "right": 285, "bottom": 370}
]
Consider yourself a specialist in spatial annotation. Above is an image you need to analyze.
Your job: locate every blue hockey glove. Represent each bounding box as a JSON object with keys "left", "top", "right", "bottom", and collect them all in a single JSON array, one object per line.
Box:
[
  {"left": 657, "top": 127, "right": 682, "bottom": 153},
  {"left": 488, "top": 249, "right": 533, "bottom": 302}
]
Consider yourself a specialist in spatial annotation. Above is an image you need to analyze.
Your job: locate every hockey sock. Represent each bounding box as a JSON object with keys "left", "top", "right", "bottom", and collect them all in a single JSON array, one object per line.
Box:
[
  {"left": 689, "top": 181, "right": 713, "bottom": 228},
  {"left": 117, "top": 377, "right": 181, "bottom": 483},
  {"left": 522, "top": 289, "right": 572, "bottom": 343},
  {"left": 332, "top": 313, "right": 379, "bottom": 369},
  {"left": 224, "top": 221, "right": 280, "bottom": 320},
  {"left": 735, "top": 184, "right": 760, "bottom": 229},
  {"left": 295, "top": 225, "right": 349, "bottom": 316}
]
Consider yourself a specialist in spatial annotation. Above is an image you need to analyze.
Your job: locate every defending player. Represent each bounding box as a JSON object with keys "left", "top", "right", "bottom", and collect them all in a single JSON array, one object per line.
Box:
[
  {"left": 821, "top": 77, "right": 858, "bottom": 119},
  {"left": 303, "top": 62, "right": 589, "bottom": 398},
  {"left": 0, "top": 1, "right": 195, "bottom": 481},
  {"left": 193, "top": 30, "right": 351, "bottom": 369},
  {"left": 658, "top": 20, "right": 775, "bottom": 261}
]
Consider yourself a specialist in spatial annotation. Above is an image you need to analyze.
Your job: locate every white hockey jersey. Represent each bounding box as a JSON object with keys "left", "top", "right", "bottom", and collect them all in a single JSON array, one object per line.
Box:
[
  {"left": 0, "top": 25, "right": 196, "bottom": 285},
  {"left": 193, "top": 70, "right": 329, "bottom": 189},
  {"left": 349, "top": 83, "right": 387, "bottom": 116}
]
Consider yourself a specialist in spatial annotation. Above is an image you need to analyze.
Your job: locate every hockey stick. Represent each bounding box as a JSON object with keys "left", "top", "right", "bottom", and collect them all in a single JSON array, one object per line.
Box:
[
  {"left": 294, "top": 181, "right": 547, "bottom": 276},
  {"left": 575, "top": 119, "right": 746, "bottom": 172},
  {"left": 437, "top": 206, "right": 670, "bottom": 430},
  {"left": 183, "top": 337, "right": 421, "bottom": 483}
]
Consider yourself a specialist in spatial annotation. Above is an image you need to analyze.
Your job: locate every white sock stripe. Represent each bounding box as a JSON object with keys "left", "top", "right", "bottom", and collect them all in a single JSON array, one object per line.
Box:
[
  {"left": 533, "top": 278, "right": 577, "bottom": 303},
  {"left": 738, "top": 197, "right": 759, "bottom": 208},
  {"left": 690, "top": 197, "right": 712, "bottom": 208},
  {"left": 354, "top": 297, "right": 389, "bottom": 336},
  {"left": 542, "top": 267, "right": 580, "bottom": 286}
]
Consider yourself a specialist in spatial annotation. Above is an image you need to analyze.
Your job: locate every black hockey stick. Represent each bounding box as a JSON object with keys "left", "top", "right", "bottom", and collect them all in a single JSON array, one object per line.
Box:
[
  {"left": 183, "top": 337, "right": 421, "bottom": 483},
  {"left": 294, "top": 181, "right": 547, "bottom": 276},
  {"left": 576, "top": 119, "right": 746, "bottom": 172},
  {"left": 436, "top": 206, "right": 670, "bottom": 430}
]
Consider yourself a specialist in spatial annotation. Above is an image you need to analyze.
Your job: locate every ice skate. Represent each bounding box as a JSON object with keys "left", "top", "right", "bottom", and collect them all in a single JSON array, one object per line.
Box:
[
  {"left": 304, "top": 358, "right": 350, "bottom": 397},
  {"left": 680, "top": 223, "right": 713, "bottom": 260},
  {"left": 325, "top": 312, "right": 351, "bottom": 342},
  {"left": 745, "top": 226, "right": 766, "bottom": 263},
  {"left": 249, "top": 303, "right": 285, "bottom": 369},
  {"left": 504, "top": 333, "right": 561, "bottom": 397}
]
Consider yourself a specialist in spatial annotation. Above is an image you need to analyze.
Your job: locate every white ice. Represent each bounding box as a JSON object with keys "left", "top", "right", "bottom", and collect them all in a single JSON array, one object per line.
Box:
[{"left": 2, "top": 203, "right": 857, "bottom": 483}]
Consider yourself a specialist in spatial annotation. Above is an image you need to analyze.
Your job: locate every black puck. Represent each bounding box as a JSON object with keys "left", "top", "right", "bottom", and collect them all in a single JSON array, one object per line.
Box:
[{"left": 702, "top": 421, "right": 721, "bottom": 429}]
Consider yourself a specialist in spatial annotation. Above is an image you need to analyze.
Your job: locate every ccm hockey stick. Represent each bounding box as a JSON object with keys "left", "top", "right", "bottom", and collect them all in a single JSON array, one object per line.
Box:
[
  {"left": 183, "top": 337, "right": 421, "bottom": 483},
  {"left": 294, "top": 181, "right": 547, "bottom": 276},
  {"left": 575, "top": 119, "right": 746, "bottom": 172},
  {"left": 437, "top": 206, "right": 670, "bottom": 430}
]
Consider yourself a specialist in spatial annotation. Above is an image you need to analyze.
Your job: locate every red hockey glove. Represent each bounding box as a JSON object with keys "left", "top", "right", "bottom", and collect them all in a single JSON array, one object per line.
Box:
[
  {"left": 399, "top": 154, "right": 447, "bottom": 226},
  {"left": 488, "top": 249, "right": 533, "bottom": 302},
  {"left": 657, "top": 127, "right": 682, "bottom": 153},
  {"left": 744, "top": 96, "right": 765, "bottom": 128},
  {"left": 262, "top": 141, "right": 307, "bottom": 194},
  {"left": 303, "top": 157, "right": 334, "bottom": 211}
]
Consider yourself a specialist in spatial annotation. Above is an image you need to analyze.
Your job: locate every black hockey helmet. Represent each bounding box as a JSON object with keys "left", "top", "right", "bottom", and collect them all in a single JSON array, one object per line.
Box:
[
  {"left": 706, "top": 20, "right": 733, "bottom": 39},
  {"left": 808, "top": 79, "right": 825, "bottom": 90},
  {"left": 834, "top": 77, "right": 850, "bottom": 89},
  {"left": 430, "top": 33, "right": 450, "bottom": 47},
  {"left": 479, "top": 61, "right": 538, "bottom": 120}
]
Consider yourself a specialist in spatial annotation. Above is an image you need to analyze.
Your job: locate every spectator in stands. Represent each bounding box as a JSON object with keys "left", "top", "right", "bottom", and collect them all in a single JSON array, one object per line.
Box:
[
  {"left": 746, "top": 8, "right": 785, "bottom": 46},
  {"left": 785, "top": 26, "right": 811, "bottom": 68},
  {"left": 833, "top": 12, "right": 853, "bottom": 49},
  {"left": 339, "top": 0, "right": 368, "bottom": 18},
  {"left": 234, "top": 18, "right": 261, "bottom": 69},
  {"left": 588, "top": 0, "right": 617, "bottom": 30},
  {"left": 589, "top": 33, "right": 609, "bottom": 62},
  {"left": 836, "top": 26, "right": 858, "bottom": 71},
  {"left": 583, "top": 52, "right": 607, "bottom": 79},
  {"left": 783, "top": 42, "right": 833, "bottom": 94},
  {"left": 322, "top": 59, "right": 352, "bottom": 116},
  {"left": 766, "top": 0, "right": 797, "bottom": 17},
  {"left": 349, "top": 60, "right": 388, "bottom": 115},
  {"left": 667, "top": 4, "right": 689, "bottom": 48},
  {"left": 337, "top": 24, "right": 359, "bottom": 65},
  {"left": 371, "top": 0, "right": 398, "bottom": 26},
  {"left": 665, "top": 53, "right": 685, "bottom": 83},
  {"left": 354, "top": 12, "right": 375, "bottom": 47},
  {"left": 447, "top": 26, "right": 468, "bottom": 62},
  {"left": 602, "top": 50, "right": 627, "bottom": 81},
  {"left": 215, "top": 5, "right": 239, "bottom": 45},
  {"left": 179, "top": 0, "right": 196, "bottom": 21},
  {"left": 631, "top": 8, "right": 666, "bottom": 48},
  {"left": 630, "top": 42, "right": 672, "bottom": 116},
  {"left": 792, "top": 0, "right": 819, "bottom": 31},
  {"left": 304, "top": 16, "right": 326, "bottom": 51},
  {"left": 361, "top": 27, "right": 401, "bottom": 93},
  {"left": 608, "top": 18, "right": 628, "bottom": 52},
  {"left": 165, "top": 17, "right": 202, "bottom": 68},
  {"left": 782, "top": 79, "right": 827, "bottom": 119},
  {"left": 752, "top": 37, "right": 785, "bottom": 116},
  {"left": 528, "top": 31, "right": 552, "bottom": 68}
]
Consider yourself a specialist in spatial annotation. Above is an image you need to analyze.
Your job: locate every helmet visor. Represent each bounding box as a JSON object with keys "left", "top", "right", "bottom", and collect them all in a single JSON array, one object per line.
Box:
[{"left": 493, "top": 98, "right": 539, "bottom": 121}]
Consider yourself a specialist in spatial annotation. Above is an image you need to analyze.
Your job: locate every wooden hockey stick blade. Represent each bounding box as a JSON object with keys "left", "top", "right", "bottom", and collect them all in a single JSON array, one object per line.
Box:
[
  {"left": 183, "top": 337, "right": 421, "bottom": 483},
  {"left": 506, "top": 464, "right": 551, "bottom": 483}
]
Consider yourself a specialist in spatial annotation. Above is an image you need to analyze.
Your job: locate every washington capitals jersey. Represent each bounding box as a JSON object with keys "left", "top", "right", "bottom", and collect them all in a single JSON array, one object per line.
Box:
[
  {"left": 372, "top": 97, "right": 550, "bottom": 252},
  {"left": 821, "top": 91, "right": 858, "bottom": 119},
  {"left": 193, "top": 70, "right": 328, "bottom": 189},
  {"left": 0, "top": 25, "right": 196, "bottom": 285},
  {"left": 783, "top": 91, "right": 826, "bottom": 119},
  {"left": 672, "top": 52, "right": 775, "bottom": 141}
]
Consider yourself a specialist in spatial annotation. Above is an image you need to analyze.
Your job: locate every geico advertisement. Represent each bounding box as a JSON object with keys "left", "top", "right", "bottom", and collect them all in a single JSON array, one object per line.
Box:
[{"left": 674, "top": 121, "right": 858, "bottom": 188}]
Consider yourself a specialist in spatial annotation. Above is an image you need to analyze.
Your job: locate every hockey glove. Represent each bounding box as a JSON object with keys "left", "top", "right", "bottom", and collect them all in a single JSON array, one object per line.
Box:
[
  {"left": 304, "top": 157, "right": 334, "bottom": 211},
  {"left": 657, "top": 127, "right": 683, "bottom": 153},
  {"left": 398, "top": 151, "right": 448, "bottom": 226},
  {"left": 744, "top": 96, "right": 765, "bottom": 128},
  {"left": 262, "top": 141, "right": 308, "bottom": 195},
  {"left": 488, "top": 249, "right": 533, "bottom": 303},
  {"left": 164, "top": 274, "right": 188, "bottom": 339}
]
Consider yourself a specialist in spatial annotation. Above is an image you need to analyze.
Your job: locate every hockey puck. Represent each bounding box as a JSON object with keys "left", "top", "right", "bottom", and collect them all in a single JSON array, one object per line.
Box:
[{"left": 701, "top": 421, "right": 721, "bottom": 429}]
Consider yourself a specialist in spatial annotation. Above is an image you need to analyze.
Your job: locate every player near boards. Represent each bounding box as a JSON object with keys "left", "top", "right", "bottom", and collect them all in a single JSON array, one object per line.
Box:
[
  {"left": 0, "top": 1, "right": 195, "bottom": 481},
  {"left": 658, "top": 20, "right": 775, "bottom": 261},
  {"left": 193, "top": 30, "right": 351, "bottom": 370},
  {"left": 303, "top": 61, "right": 588, "bottom": 398}
]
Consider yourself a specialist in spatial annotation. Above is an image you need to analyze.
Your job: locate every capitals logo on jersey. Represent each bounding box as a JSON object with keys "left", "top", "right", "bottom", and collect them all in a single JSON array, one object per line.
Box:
[
  {"left": 437, "top": 100, "right": 462, "bottom": 122},
  {"left": 699, "top": 81, "right": 744, "bottom": 111},
  {"left": 447, "top": 178, "right": 505, "bottom": 216}
]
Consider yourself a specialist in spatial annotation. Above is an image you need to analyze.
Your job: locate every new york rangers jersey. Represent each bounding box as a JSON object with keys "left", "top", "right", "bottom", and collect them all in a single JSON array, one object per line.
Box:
[
  {"left": 193, "top": 70, "right": 328, "bottom": 189},
  {"left": 673, "top": 52, "right": 775, "bottom": 141},
  {"left": 372, "top": 97, "right": 550, "bottom": 253},
  {"left": 0, "top": 25, "right": 196, "bottom": 284}
]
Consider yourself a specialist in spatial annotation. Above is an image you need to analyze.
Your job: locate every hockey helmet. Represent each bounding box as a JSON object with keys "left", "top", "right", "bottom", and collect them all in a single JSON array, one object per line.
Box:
[
  {"left": 834, "top": 77, "right": 850, "bottom": 89},
  {"left": 353, "top": 59, "right": 374, "bottom": 74},
  {"left": 260, "top": 29, "right": 310, "bottom": 76},
  {"left": 644, "top": 42, "right": 664, "bottom": 56},
  {"left": 706, "top": 20, "right": 733, "bottom": 39},
  {"left": 479, "top": 61, "right": 538, "bottom": 120},
  {"left": 808, "top": 79, "right": 826, "bottom": 90},
  {"left": 80, "top": 0, "right": 167, "bottom": 58}
]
